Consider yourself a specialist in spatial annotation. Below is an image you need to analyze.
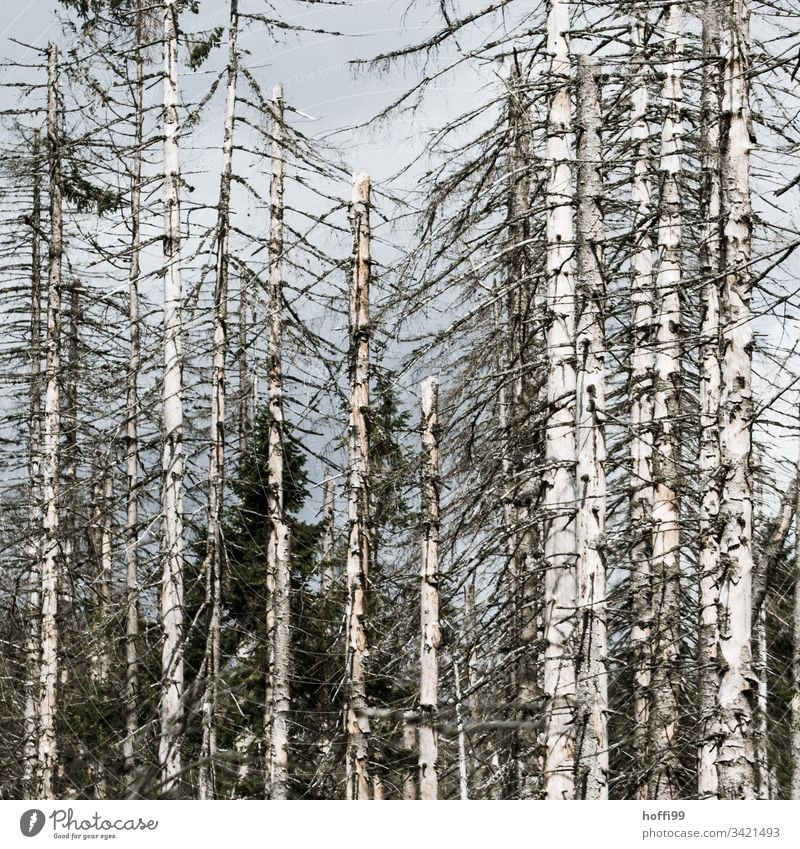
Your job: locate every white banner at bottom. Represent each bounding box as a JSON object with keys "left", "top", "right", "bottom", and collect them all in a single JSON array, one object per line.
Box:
[{"left": 1, "top": 800, "right": 797, "bottom": 849}]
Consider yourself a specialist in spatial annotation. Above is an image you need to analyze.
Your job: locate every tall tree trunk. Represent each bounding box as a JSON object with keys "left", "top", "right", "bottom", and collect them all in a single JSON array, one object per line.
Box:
[
  {"left": 265, "top": 82, "right": 291, "bottom": 801},
  {"left": 123, "top": 0, "right": 144, "bottom": 795},
  {"left": 89, "top": 452, "right": 112, "bottom": 798},
  {"left": 648, "top": 2, "right": 683, "bottom": 800},
  {"left": 453, "top": 660, "right": 469, "bottom": 800},
  {"left": 24, "top": 127, "right": 43, "bottom": 798},
  {"left": 506, "top": 64, "right": 543, "bottom": 800},
  {"left": 199, "top": 0, "right": 239, "bottom": 800},
  {"left": 159, "top": 0, "right": 186, "bottom": 794},
  {"left": 574, "top": 55, "right": 607, "bottom": 801},
  {"left": 321, "top": 475, "right": 336, "bottom": 592},
  {"left": 716, "top": 0, "right": 755, "bottom": 800},
  {"left": 62, "top": 280, "right": 78, "bottom": 628},
  {"left": 345, "top": 171, "right": 373, "bottom": 800},
  {"left": 543, "top": 0, "right": 577, "bottom": 801},
  {"left": 419, "top": 376, "right": 441, "bottom": 800},
  {"left": 238, "top": 268, "right": 252, "bottom": 453},
  {"left": 38, "top": 42, "right": 63, "bottom": 801},
  {"left": 628, "top": 9, "right": 655, "bottom": 801},
  {"left": 697, "top": 0, "right": 722, "bottom": 800}
]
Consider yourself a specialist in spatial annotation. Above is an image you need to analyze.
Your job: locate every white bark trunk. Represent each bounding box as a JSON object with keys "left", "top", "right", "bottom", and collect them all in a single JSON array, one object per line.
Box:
[
  {"left": 90, "top": 455, "right": 113, "bottom": 687},
  {"left": 454, "top": 660, "right": 469, "bottom": 800},
  {"left": 574, "top": 55, "right": 607, "bottom": 801},
  {"left": 238, "top": 265, "right": 252, "bottom": 453},
  {"left": 698, "top": 0, "right": 722, "bottom": 800},
  {"left": 505, "top": 69, "right": 543, "bottom": 800},
  {"left": 123, "top": 0, "right": 144, "bottom": 795},
  {"left": 321, "top": 475, "right": 336, "bottom": 592},
  {"left": 263, "top": 82, "right": 291, "bottom": 801},
  {"left": 24, "top": 127, "right": 43, "bottom": 797},
  {"left": 345, "top": 171, "right": 373, "bottom": 800},
  {"left": 649, "top": 3, "right": 683, "bottom": 799},
  {"left": 89, "top": 453, "right": 112, "bottom": 798},
  {"left": 38, "top": 43, "right": 62, "bottom": 801},
  {"left": 159, "top": 0, "right": 185, "bottom": 793},
  {"left": 628, "top": 11, "right": 655, "bottom": 800},
  {"left": 199, "top": 0, "right": 239, "bottom": 800},
  {"left": 716, "top": 0, "right": 755, "bottom": 800},
  {"left": 402, "top": 724, "right": 417, "bottom": 800},
  {"left": 419, "top": 376, "right": 440, "bottom": 800},
  {"left": 543, "top": 0, "right": 577, "bottom": 801}
]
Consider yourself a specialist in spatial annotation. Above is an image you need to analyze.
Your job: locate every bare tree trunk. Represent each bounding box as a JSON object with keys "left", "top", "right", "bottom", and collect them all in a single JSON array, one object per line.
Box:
[
  {"left": 402, "top": 724, "right": 416, "bottom": 800},
  {"left": 454, "top": 660, "right": 469, "bottom": 800},
  {"left": 263, "top": 83, "right": 292, "bottom": 801},
  {"left": 199, "top": 0, "right": 239, "bottom": 800},
  {"left": 237, "top": 267, "right": 252, "bottom": 453},
  {"left": 697, "top": 0, "right": 722, "bottom": 800},
  {"left": 321, "top": 476, "right": 336, "bottom": 592},
  {"left": 505, "top": 65, "right": 543, "bottom": 800},
  {"left": 159, "top": 0, "right": 186, "bottom": 794},
  {"left": 543, "top": 0, "right": 577, "bottom": 801},
  {"left": 123, "top": 0, "right": 144, "bottom": 795},
  {"left": 716, "top": 0, "right": 755, "bottom": 800},
  {"left": 24, "top": 127, "right": 43, "bottom": 798},
  {"left": 89, "top": 452, "right": 112, "bottom": 798},
  {"left": 648, "top": 2, "right": 683, "bottom": 800},
  {"left": 38, "top": 43, "right": 63, "bottom": 802},
  {"left": 574, "top": 55, "right": 607, "bottom": 801},
  {"left": 628, "top": 10, "right": 655, "bottom": 801},
  {"left": 345, "top": 171, "right": 373, "bottom": 800},
  {"left": 419, "top": 377, "right": 441, "bottom": 800},
  {"left": 493, "top": 299, "right": 518, "bottom": 798}
]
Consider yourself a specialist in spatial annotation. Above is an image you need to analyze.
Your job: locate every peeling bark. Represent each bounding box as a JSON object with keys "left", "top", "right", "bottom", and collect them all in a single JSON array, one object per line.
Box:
[
  {"left": 345, "top": 171, "right": 373, "bottom": 800},
  {"left": 648, "top": 3, "right": 683, "bottom": 800},
  {"left": 543, "top": 0, "right": 577, "bottom": 801},
  {"left": 574, "top": 55, "right": 607, "bottom": 801},
  {"left": 419, "top": 376, "right": 441, "bottom": 800},
  {"left": 38, "top": 43, "right": 63, "bottom": 802},
  {"left": 159, "top": 0, "right": 186, "bottom": 793},
  {"left": 716, "top": 0, "right": 755, "bottom": 800}
]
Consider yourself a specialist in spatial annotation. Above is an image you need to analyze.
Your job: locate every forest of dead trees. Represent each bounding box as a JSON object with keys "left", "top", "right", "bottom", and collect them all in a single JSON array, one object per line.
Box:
[{"left": 2, "top": 0, "right": 800, "bottom": 802}]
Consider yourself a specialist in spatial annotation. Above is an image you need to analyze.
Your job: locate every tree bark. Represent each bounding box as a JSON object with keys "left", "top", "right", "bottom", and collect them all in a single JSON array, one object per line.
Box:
[
  {"left": 716, "top": 0, "right": 756, "bottom": 800},
  {"left": 697, "top": 0, "right": 723, "bottom": 800},
  {"left": 199, "top": 0, "right": 239, "bottom": 800},
  {"left": 505, "top": 65, "right": 544, "bottom": 800},
  {"left": 345, "top": 171, "right": 373, "bottom": 800},
  {"left": 419, "top": 376, "right": 441, "bottom": 800},
  {"left": 574, "top": 55, "right": 607, "bottom": 801},
  {"left": 648, "top": 2, "right": 683, "bottom": 800},
  {"left": 628, "top": 9, "right": 655, "bottom": 801},
  {"left": 123, "top": 0, "right": 144, "bottom": 795},
  {"left": 454, "top": 660, "right": 469, "bottom": 800},
  {"left": 89, "top": 452, "right": 112, "bottom": 798},
  {"left": 321, "top": 475, "right": 336, "bottom": 592},
  {"left": 159, "top": 0, "right": 186, "bottom": 794},
  {"left": 543, "top": 0, "right": 577, "bottom": 801},
  {"left": 24, "top": 127, "right": 43, "bottom": 798},
  {"left": 265, "top": 82, "right": 291, "bottom": 801},
  {"left": 38, "top": 42, "right": 63, "bottom": 802}
]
